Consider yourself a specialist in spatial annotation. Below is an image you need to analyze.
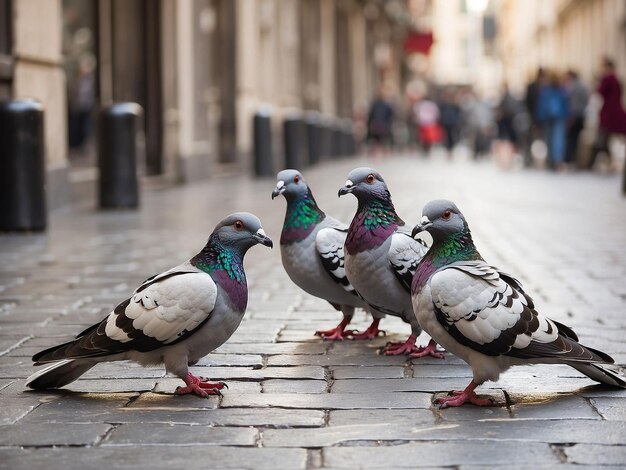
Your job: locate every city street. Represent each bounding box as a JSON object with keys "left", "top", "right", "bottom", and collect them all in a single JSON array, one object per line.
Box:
[{"left": 1, "top": 153, "right": 626, "bottom": 469}]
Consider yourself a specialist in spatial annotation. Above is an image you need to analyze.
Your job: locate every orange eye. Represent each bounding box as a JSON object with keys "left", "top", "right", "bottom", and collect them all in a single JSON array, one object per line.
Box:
[
  {"left": 234, "top": 220, "right": 244, "bottom": 231},
  {"left": 366, "top": 174, "right": 375, "bottom": 184},
  {"left": 442, "top": 210, "right": 452, "bottom": 220},
  {"left": 294, "top": 175, "right": 300, "bottom": 183}
]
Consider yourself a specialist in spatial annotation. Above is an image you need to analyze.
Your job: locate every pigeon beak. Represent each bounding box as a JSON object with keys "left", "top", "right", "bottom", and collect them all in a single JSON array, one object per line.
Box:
[
  {"left": 412, "top": 216, "right": 433, "bottom": 238},
  {"left": 271, "top": 181, "right": 285, "bottom": 200},
  {"left": 338, "top": 180, "right": 354, "bottom": 197},
  {"left": 253, "top": 229, "right": 273, "bottom": 248}
]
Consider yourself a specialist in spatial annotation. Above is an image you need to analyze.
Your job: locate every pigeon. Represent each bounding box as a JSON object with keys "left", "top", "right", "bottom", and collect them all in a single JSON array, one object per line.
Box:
[
  {"left": 26, "top": 213, "right": 273, "bottom": 397},
  {"left": 338, "top": 168, "right": 442, "bottom": 357},
  {"left": 411, "top": 199, "right": 626, "bottom": 407},
  {"left": 272, "top": 169, "right": 382, "bottom": 340}
]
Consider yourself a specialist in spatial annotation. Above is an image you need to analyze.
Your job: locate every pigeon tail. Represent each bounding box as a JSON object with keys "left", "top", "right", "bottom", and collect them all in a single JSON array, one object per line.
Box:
[
  {"left": 26, "top": 359, "right": 97, "bottom": 390},
  {"left": 570, "top": 363, "right": 626, "bottom": 388}
]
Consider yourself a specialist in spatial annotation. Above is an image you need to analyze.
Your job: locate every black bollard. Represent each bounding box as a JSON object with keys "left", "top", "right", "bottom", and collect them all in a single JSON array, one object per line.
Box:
[
  {"left": 0, "top": 100, "right": 46, "bottom": 231},
  {"left": 253, "top": 109, "right": 273, "bottom": 177},
  {"left": 98, "top": 103, "right": 142, "bottom": 209},
  {"left": 283, "top": 114, "right": 306, "bottom": 169},
  {"left": 319, "top": 116, "right": 332, "bottom": 161},
  {"left": 305, "top": 112, "right": 322, "bottom": 166},
  {"left": 331, "top": 119, "right": 343, "bottom": 158}
]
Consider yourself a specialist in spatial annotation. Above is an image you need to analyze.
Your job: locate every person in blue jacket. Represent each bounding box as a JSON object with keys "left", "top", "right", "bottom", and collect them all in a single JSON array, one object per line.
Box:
[{"left": 537, "top": 72, "right": 569, "bottom": 170}]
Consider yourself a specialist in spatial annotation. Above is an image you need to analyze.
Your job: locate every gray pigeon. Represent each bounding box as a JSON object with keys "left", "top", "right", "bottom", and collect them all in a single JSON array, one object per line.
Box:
[
  {"left": 412, "top": 199, "right": 626, "bottom": 407},
  {"left": 272, "top": 169, "right": 382, "bottom": 340},
  {"left": 26, "top": 213, "right": 273, "bottom": 397},
  {"left": 338, "top": 168, "right": 442, "bottom": 357}
]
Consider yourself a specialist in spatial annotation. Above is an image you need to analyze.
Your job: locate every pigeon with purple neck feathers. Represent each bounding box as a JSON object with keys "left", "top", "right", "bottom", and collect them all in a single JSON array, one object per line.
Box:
[
  {"left": 338, "top": 168, "right": 442, "bottom": 357},
  {"left": 272, "top": 169, "right": 382, "bottom": 340},
  {"left": 26, "top": 213, "right": 273, "bottom": 397},
  {"left": 411, "top": 199, "right": 626, "bottom": 408}
]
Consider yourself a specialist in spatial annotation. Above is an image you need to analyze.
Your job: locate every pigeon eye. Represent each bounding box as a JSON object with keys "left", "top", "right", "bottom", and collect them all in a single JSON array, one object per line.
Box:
[
  {"left": 293, "top": 175, "right": 300, "bottom": 184},
  {"left": 234, "top": 220, "right": 244, "bottom": 231},
  {"left": 366, "top": 174, "right": 375, "bottom": 184},
  {"left": 442, "top": 210, "right": 452, "bottom": 220}
]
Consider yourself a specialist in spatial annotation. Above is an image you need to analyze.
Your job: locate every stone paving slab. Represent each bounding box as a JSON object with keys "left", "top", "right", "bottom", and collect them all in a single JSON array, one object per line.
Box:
[
  {"left": 1, "top": 154, "right": 626, "bottom": 468},
  {"left": 0, "top": 447, "right": 309, "bottom": 470},
  {"left": 0, "top": 422, "right": 112, "bottom": 446},
  {"left": 101, "top": 423, "right": 259, "bottom": 446},
  {"left": 322, "top": 441, "right": 561, "bottom": 467}
]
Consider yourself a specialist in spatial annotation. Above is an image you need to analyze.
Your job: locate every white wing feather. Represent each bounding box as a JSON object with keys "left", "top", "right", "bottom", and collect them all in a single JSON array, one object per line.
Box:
[{"left": 104, "top": 271, "right": 218, "bottom": 344}]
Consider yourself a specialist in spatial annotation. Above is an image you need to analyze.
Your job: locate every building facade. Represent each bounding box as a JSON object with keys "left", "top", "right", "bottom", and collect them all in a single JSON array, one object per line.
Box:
[
  {"left": 1, "top": 0, "right": 406, "bottom": 210},
  {"left": 498, "top": 0, "right": 626, "bottom": 95}
]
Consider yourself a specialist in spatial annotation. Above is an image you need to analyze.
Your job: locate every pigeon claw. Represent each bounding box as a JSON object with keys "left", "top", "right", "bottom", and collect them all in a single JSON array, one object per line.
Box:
[
  {"left": 315, "top": 326, "right": 349, "bottom": 341},
  {"left": 434, "top": 381, "right": 495, "bottom": 408},
  {"left": 382, "top": 335, "right": 417, "bottom": 355},
  {"left": 409, "top": 339, "right": 445, "bottom": 360},
  {"left": 345, "top": 328, "right": 386, "bottom": 340},
  {"left": 175, "top": 384, "right": 222, "bottom": 398},
  {"left": 176, "top": 373, "right": 227, "bottom": 397},
  {"left": 344, "top": 318, "right": 386, "bottom": 340}
]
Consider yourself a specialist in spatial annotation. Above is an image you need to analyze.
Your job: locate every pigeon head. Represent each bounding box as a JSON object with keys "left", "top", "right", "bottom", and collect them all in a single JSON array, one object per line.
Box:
[
  {"left": 213, "top": 212, "right": 273, "bottom": 251},
  {"left": 412, "top": 200, "right": 466, "bottom": 242},
  {"left": 338, "top": 167, "right": 389, "bottom": 202},
  {"left": 272, "top": 169, "right": 310, "bottom": 201}
]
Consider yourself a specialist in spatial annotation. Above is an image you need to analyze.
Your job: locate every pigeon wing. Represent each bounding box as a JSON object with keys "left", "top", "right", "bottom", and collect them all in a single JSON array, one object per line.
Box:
[
  {"left": 33, "top": 270, "right": 218, "bottom": 363},
  {"left": 389, "top": 232, "right": 428, "bottom": 293},
  {"left": 429, "top": 262, "right": 608, "bottom": 362},
  {"left": 316, "top": 226, "right": 356, "bottom": 295}
]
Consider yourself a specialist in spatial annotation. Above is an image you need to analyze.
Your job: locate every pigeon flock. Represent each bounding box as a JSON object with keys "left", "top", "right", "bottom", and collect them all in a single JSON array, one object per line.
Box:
[{"left": 27, "top": 168, "right": 625, "bottom": 408}]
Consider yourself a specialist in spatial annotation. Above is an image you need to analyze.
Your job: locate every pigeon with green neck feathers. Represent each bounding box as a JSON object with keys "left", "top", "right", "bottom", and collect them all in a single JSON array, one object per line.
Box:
[
  {"left": 272, "top": 169, "right": 380, "bottom": 340},
  {"left": 26, "top": 213, "right": 273, "bottom": 397},
  {"left": 411, "top": 199, "right": 626, "bottom": 408},
  {"left": 338, "top": 168, "right": 442, "bottom": 357}
]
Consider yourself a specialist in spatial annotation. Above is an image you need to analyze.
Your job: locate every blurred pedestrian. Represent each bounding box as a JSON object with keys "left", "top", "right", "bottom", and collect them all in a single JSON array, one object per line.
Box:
[
  {"left": 438, "top": 88, "right": 461, "bottom": 155},
  {"left": 494, "top": 83, "right": 519, "bottom": 167},
  {"left": 537, "top": 72, "right": 569, "bottom": 170},
  {"left": 461, "top": 91, "right": 494, "bottom": 159},
  {"left": 68, "top": 54, "right": 96, "bottom": 155},
  {"left": 524, "top": 68, "right": 547, "bottom": 165},
  {"left": 587, "top": 57, "right": 626, "bottom": 170},
  {"left": 564, "top": 70, "right": 589, "bottom": 168},
  {"left": 366, "top": 85, "right": 395, "bottom": 158},
  {"left": 413, "top": 95, "right": 442, "bottom": 154}
]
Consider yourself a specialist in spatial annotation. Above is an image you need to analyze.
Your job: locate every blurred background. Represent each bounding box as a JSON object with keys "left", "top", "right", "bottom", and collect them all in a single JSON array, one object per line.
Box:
[{"left": 0, "top": 0, "right": 625, "bottom": 211}]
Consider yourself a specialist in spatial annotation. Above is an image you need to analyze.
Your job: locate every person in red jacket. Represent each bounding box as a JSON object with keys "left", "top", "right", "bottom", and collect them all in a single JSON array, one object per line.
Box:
[{"left": 588, "top": 57, "right": 626, "bottom": 170}]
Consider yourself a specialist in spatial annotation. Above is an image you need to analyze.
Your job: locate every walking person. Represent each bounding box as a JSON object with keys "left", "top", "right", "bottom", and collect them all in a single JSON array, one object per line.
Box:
[
  {"left": 366, "top": 85, "right": 395, "bottom": 158},
  {"left": 494, "top": 83, "right": 518, "bottom": 168},
  {"left": 564, "top": 70, "right": 589, "bottom": 168},
  {"left": 438, "top": 88, "right": 461, "bottom": 156},
  {"left": 524, "top": 68, "right": 546, "bottom": 165},
  {"left": 587, "top": 57, "right": 626, "bottom": 170},
  {"left": 537, "top": 72, "right": 569, "bottom": 170}
]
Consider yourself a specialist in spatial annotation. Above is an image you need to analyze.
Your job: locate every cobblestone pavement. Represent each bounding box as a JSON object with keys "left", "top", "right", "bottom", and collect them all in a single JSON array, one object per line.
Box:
[{"left": 1, "top": 153, "right": 626, "bottom": 469}]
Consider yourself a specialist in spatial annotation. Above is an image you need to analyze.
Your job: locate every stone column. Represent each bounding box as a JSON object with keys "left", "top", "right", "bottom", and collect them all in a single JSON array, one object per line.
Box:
[{"left": 12, "top": 0, "right": 68, "bottom": 209}]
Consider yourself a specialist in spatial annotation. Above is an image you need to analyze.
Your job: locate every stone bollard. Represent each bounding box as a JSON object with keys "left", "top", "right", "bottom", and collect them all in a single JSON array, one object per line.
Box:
[
  {"left": 331, "top": 119, "right": 343, "bottom": 159},
  {"left": 305, "top": 111, "right": 322, "bottom": 166},
  {"left": 0, "top": 100, "right": 46, "bottom": 231},
  {"left": 98, "top": 103, "right": 143, "bottom": 209},
  {"left": 283, "top": 112, "right": 307, "bottom": 169},
  {"left": 253, "top": 108, "right": 273, "bottom": 177}
]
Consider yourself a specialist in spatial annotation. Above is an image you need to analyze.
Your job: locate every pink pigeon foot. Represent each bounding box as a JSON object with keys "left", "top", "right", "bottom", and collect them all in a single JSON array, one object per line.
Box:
[
  {"left": 175, "top": 373, "right": 227, "bottom": 398},
  {"left": 435, "top": 381, "right": 495, "bottom": 408},
  {"left": 382, "top": 334, "right": 417, "bottom": 355},
  {"left": 409, "top": 339, "right": 445, "bottom": 359},
  {"left": 345, "top": 318, "right": 386, "bottom": 340},
  {"left": 315, "top": 317, "right": 352, "bottom": 341}
]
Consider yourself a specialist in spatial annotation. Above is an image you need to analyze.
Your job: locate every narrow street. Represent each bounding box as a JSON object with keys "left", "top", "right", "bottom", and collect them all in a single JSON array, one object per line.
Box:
[{"left": 1, "top": 153, "right": 625, "bottom": 468}]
